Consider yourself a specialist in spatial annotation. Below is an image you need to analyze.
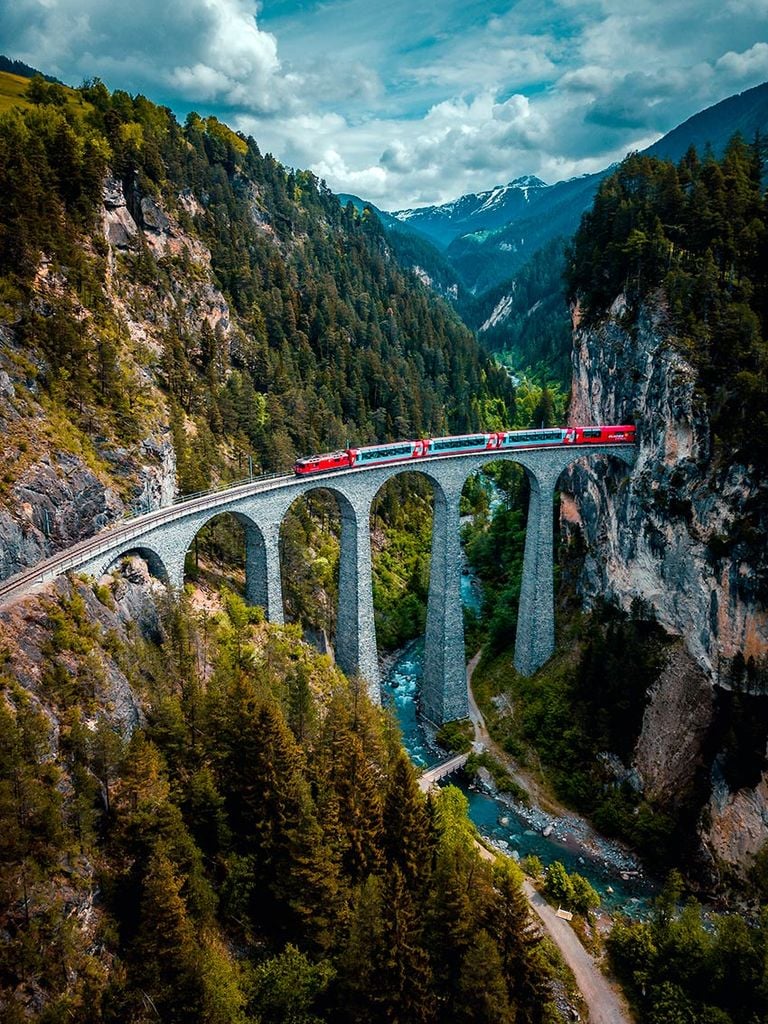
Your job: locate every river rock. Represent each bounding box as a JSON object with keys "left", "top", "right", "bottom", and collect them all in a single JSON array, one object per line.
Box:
[{"left": 476, "top": 766, "right": 497, "bottom": 794}]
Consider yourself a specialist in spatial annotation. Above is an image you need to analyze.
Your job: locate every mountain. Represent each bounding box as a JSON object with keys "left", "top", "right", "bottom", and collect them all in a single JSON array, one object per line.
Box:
[
  {"left": 644, "top": 78, "right": 768, "bottom": 162},
  {"left": 447, "top": 80, "right": 768, "bottom": 293},
  {"left": 351, "top": 80, "right": 768, "bottom": 298},
  {"left": 337, "top": 192, "right": 404, "bottom": 232},
  {"left": 389, "top": 175, "right": 549, "bottom": 249},
  {"left": 339, "top": 193, "right": 467, "bottom": 301},
  {"left": 447, "top": 170, "right": 606, "bottom": 294},
  {"left": 0, "top": 72, "right": 513, "bottom": 583}
]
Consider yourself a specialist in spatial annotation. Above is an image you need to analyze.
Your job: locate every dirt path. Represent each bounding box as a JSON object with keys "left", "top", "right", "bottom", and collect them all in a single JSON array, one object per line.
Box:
[
  {"left": 466, "top": 650, "right": 565, "bottom": 812},
  {"left": 523, "top": 881, "right": 632, "bottom": 1024},
  {"left": 467, "top": 652, "right": 633, "bottom": 1024}
]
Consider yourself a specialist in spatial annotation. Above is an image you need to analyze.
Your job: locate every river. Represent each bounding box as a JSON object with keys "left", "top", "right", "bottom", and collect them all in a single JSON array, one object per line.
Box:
[{"left": 382, "top": 631, "right": 657, "bottom": 921}]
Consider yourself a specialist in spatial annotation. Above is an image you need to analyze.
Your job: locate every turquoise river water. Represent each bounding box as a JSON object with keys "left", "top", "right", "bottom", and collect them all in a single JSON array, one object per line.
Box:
[{"left": 382, "top": 616, "right": 657, "bottom": 920}]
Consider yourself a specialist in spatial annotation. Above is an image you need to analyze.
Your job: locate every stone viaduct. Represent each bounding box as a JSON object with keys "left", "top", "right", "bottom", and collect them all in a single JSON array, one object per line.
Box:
[{"left": 0, "top": 445, "right": 635, "bottom": 724}]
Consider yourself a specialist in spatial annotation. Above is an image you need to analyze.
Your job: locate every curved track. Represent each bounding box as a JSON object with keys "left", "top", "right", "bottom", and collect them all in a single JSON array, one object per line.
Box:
[{"left": 0, "top": 440, "right": 634, "bottom": 610}]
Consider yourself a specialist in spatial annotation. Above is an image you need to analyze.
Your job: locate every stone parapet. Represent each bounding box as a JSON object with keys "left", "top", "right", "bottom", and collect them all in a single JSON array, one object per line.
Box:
[{"left": 5, "top": 445, "right": 635, "bottom": 722}]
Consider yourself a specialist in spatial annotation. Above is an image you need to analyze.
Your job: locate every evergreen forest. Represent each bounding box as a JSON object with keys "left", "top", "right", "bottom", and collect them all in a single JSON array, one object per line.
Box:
[
  {"left": 0, "top": 75, "right": 514, "bottom": 496},
  {"left": 0, "top": 578, "right": 558, "bottom": 1024}
]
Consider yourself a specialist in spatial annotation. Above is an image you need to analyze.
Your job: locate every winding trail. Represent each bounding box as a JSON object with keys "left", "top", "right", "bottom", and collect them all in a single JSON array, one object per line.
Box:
[{"left": 466, "top": 652, "right": 633, "bottom": 1024}]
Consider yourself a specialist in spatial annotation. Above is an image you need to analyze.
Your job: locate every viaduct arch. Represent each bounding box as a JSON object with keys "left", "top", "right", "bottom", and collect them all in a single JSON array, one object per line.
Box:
[{"left": 0, "top": 444, "right": 635, "bottom": 724}]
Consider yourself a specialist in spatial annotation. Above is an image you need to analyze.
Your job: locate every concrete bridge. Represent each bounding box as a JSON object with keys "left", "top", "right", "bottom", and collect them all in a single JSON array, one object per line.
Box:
[{"left": 0, "top": 444, "right": 634, "bottom": 723}]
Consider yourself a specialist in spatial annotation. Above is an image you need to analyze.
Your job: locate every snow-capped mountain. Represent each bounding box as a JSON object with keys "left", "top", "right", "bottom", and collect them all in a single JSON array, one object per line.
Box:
[
  {"left": 340, "top": 79, "right": 768, "bottom": 297},
  {"left": 390, "top": 176, "right": 549, "bottom": 249}
]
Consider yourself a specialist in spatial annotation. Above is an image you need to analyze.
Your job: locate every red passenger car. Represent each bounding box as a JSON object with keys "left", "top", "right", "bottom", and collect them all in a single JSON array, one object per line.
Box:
[{"left": 567, "top": 425, "right": 636, "bottom": 444}]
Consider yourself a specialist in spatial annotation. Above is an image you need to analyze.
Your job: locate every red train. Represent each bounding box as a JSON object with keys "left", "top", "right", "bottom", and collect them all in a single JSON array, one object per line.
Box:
[{"left": 294, "top": 425, "right": 636, "bottom": 475}]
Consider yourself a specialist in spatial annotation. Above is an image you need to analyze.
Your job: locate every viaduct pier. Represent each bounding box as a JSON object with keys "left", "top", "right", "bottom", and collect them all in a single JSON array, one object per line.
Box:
[{"left": 0, "top": 444, "right": 635, "bottom": 724}]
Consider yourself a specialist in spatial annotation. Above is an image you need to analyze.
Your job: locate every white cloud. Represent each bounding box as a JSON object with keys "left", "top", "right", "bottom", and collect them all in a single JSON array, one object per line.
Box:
[
  {"left": 5, "top": 0, "right": 286, "bottom": 113},
  {"left": 716, "top": 42, "right": 768, "bottom": 82},
  {"left": 2, "top": 0, "right": 767, "bottom": 209}
]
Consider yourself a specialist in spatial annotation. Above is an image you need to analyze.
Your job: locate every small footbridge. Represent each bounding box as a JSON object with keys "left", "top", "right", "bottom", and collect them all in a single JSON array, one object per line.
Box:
[
  {"left": 0, "top": 442, "right": 634, "bottom": 724},
  {"left": 418, "top": 753, "right": 470, "bottom": 793}
]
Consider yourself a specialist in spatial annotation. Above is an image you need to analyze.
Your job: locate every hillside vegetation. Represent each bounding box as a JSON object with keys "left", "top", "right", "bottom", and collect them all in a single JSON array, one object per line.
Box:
[
  {"left": 0, "top": 576, "right": 558, "bottom": 1023},
  {"left": 566, "top": 136, "right": 768, "bottom": 464},
  {"left": 0, "top": 74, "right": 513, "bottom": 496}
]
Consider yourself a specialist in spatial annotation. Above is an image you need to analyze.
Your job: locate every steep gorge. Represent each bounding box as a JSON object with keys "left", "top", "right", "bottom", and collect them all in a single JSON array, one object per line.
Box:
[{"left": 561, "top": 295, "right": 768, "bottom": 883}]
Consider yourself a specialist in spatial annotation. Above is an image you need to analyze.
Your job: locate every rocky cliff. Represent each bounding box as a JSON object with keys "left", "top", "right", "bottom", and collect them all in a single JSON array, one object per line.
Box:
[
  {"left": 561, "top": 295, "right": 768, "bottom": 884},
  {"left": 0, "top": 559, "right": 163, "bottom": 738},
  {"left": 0, "top": 169, "right": 244, "bottom": 580}
]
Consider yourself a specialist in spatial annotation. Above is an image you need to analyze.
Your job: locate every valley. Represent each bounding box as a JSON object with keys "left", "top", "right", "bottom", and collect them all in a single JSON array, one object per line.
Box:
[{"left": 0, "top": 45, "right": 767, "bottom": 1024}]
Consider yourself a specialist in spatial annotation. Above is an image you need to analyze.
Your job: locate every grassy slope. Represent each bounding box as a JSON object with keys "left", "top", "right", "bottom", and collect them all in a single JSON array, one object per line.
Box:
[
  {"left": 0, "top": 70, "right": 89, "bottom": 116},
  {"left": 0, "top": 71, "right": 33, "bottom": 113}
]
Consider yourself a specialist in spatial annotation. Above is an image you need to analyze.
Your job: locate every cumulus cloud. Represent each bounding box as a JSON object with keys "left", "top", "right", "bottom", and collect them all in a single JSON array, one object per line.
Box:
[
  {"left": 4, "top": 0, "right": 287, "bottom": 113},
  {"left": 716, "top": 42, "right": 768, "bottom": 81},
  {"left": 2, "top": 0, "right": 767, "bottom": 209}
]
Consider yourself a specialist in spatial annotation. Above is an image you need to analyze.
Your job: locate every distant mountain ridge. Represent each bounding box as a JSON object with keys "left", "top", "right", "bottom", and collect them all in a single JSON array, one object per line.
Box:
[
  {"left": 359, "top": 80, "right": 768, "bottom": 294},
  {"left": 390, "top": 175, "right": 549, "bottom": 249},
  {"left": 0, "top": 53, "right": 62, "bottom": 83}
]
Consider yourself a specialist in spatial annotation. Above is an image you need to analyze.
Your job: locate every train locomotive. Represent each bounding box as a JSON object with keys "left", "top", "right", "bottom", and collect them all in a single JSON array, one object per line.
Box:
[{"left": 293, "top": 425, "right": 636, "bottom": 475}]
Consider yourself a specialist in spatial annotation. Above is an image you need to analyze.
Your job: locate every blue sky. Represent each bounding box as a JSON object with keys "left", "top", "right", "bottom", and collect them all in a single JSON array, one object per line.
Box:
[{"left": 3, "top": 0, "right": 768, "bottom": 208}]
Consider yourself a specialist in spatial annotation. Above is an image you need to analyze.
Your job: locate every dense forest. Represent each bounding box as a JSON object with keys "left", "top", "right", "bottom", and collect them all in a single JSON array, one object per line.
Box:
[
  {"left": 0, "top": 75, "right": 514, "bottom": 495},
  {"left": 609, "top": 871, "right": 768, "bottom": 1024},
  {"left": 0, "top": 576, "right": 558, "bottom": 1023},
  {"left": 566, "top": 135, "right": 768, "bottom": 463}
]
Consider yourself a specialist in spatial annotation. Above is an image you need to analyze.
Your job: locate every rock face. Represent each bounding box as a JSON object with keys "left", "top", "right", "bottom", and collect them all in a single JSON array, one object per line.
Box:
[
  {"left": 561, "top": 297, "right": 768, "bottom": 882},
  {"left": 102, "top": 175, "right": 138, "bottom": 248},
  {"left": 0, "top": 171, "right": 239, "bottom": 583},
  {"left": 0, "top": 453, "right": 124, "bottom": 580},
  {"left": 633, "top": 643, "right": 714, "bottom": 805},
  {"left": 0, "top": 563, "right": 163, "bottom": 737},
  {"left": 0, "top": 434, "right": 177, "bottom": 582}
]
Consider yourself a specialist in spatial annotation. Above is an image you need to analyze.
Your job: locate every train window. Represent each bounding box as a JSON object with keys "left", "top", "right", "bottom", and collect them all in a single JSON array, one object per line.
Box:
[
  {"left": 583, "top": 429, "right": 602, "bottom": 438},
  {"left": 432, "top": 436, "right": 485, "bottom": 450},
  {"left": 359, "top": 445, "right": 412, "bottom": 459},
  {"left": 506, "top": 430, "right": 562, "bottom": 443}
]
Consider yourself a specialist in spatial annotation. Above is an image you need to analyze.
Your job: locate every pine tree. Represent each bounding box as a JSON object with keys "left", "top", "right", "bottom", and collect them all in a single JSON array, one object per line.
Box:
[
  {"left": 330, "top": 727, "right": 384, "bottom": 881},
  {"left": 219, "top": 696, "right": 341, "bottom": 949},
  {"left": 382, "top": 749, "right": 431, "bottom": 891},
  {"left": 379, "top": 865, "right": 436, "bottom": 1024},
  {"left": 486, "top": 862, "right": 549, "bottom": 1024},
  {"left": 129, "top": 847, "right": 202, "bottom": 1023},
  {"left": 334, "top": 875, "right": 387, "bottom": 1023},
  {"left": 456, "top": 929, "right": 515, "bottom": 1024}
]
